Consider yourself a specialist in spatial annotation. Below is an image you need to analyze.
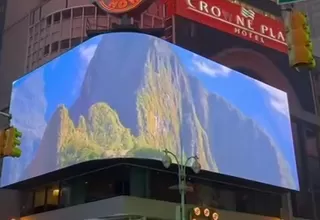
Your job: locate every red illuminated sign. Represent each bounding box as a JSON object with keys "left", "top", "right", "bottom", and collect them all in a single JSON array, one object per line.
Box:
[
  {"left": 94, "top": 0, "right": 146, "bottom": 14},
  {"left": 175, "top": 0, "right": 287, "bottom": 53}
]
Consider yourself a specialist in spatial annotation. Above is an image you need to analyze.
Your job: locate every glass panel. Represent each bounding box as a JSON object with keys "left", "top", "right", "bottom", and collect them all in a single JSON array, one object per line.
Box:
[
  {"left": 60, "top": 177, "right": 87, "bottom": 207},
  {"left": 62, "top": 9, "right": 71, "bottom": 19},
  {"left": 33, "top": 188, "right": 46, "bottom": 213},
  {"left": 291, "top": 191, "right": 314, "bottom": 219},
  {"left": 46, "top": 184, "right": 60, "bottom": 210},
  {"left": 20, "top": 190, "right": 34, "bottom": 216},
  {"left": 306, "top": 129, "right": 318, "bottom": 158},
  {"left": 308, "top": 156, "right": 320, "bottom": 189},
  {"left": 85, "top": 166, "right": 130, "bottom": 203},
  {"left": 149, "top": 170, "right": 180, "bottom": 203}
]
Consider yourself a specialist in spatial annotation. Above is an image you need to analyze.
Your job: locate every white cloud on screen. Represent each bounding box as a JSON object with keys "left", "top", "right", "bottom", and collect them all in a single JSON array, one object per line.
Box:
[
  {"left": 50, "top": 56, "right": 61, "bottom": 69},
  {"left": 8, "top": 68, "right": 48, "bottom": 184},
  {"left": 79, "top": 43, "right": 98, "bottom": 64},
  {"left": 254, "top": 80, "right": 289, "bottom": 118},
  {"left": 11, "top": 67, "right": 47, "bottom": 138},
  {"left": 191, "top": 54, "right": 231, "bottom": 77},
  {"left": 72, "top": 43, "right": 99, "bottom": 96}
]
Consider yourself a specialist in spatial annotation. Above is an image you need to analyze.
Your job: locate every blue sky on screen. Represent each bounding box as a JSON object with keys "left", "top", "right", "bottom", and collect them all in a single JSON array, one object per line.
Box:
[
  {"left": 171, "top": 45, "right": 296, "bottom": 176},
  {"left": 13, "top": 35, "right": 103, "bottom": 121}
]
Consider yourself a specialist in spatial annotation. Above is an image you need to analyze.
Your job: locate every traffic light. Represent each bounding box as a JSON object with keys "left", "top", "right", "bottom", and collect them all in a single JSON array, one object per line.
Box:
[
  {"left": 189, "top": 206, "right": 219, "bottom": 220},
  {"left": 0, "top": 130, "right": 5, "bottom": 156},
  {"left": 0, "top": 126, "right": 22, "bottom": 158},
  {"left": 285, "top": 10, "right": 316, "bottom": 69}
]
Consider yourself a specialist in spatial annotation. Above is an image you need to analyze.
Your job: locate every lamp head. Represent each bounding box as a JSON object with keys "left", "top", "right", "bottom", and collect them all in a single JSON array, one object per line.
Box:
[
  {"left": 191, "top": 157, "right": 201, "bottom": 174},
  {"left": 162, "top": 150, "right": 172, "bottom": 169}
]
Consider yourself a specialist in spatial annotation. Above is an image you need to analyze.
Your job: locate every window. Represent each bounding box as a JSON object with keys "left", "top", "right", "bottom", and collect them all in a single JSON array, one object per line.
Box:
[
  {"left": 44, "top": 44, "right": 50, "bottom": 55},
  {"left": 46, "top": 15, "right": 52, "bottom": 26},
  {"left": 73, "top": 8, "right": 82, "bottom": 18},
  {"left": 30, "top": 12, "right": 35, "bottom": 25},
  {"left": 51, "top": 41, "right": 59, "bottom": 52},
  {"left": 308, "top": 157, "right": 320, "bottom": 188},
  {"left": 62, "top": 9, "right": 71, "bottom": 19},
  {"left": 97, "top": 7, "right": 106, "bottom": 16},
  {"left": 153, "top": 18, "right": 163, "bottom": 27},
  {"left": 20, "top": 191, "right": 34, "bottom": 216},
  {"left": 84, "top": 7, "right": 95, "bottom": 16},
  {"left": 53, "top": 12, "right": 61, "bottom": 23},
  {"left": 46, "top": 184, "right": 60, "bottom": 211},
  {"left": 164, "top": 18, "right": 172, "bottom": 27},
  {"left": 71, "top": 37, "right": 81, "bottom": 47},
  {"left": 142, "top": 14, "right": 152, "bottom": 27},
  {"left": 60, "top": 178, "right": 87, "bottom": 207},
  {"left": 149, "top": 170, "right": 180, "bottom": 203},
  {"left": 85, "top": 166, "right": 130, "bottom": 203},
  {"left": 60, "top": 39, "right": 70, "bottom": 50},
  {"left": 291, "top": 191, "right": 314, "bottom": 219},
  {"left": 187, "top": 181, "right": 220, "bottom": 207},
  {"left": 164, "top": 27, "right": 172, "bottom": 39},
  {"left": 33, "top": 188, "right": 46, "bottom": 213},
  {"left": 306, "top": 129, "right": 319, "bottom": 158}
]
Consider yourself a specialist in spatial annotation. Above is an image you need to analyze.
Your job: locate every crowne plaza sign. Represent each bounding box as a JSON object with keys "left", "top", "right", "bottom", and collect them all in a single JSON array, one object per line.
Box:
[{"left": 176, "top": 0, "right": 287, "bottom": 53}]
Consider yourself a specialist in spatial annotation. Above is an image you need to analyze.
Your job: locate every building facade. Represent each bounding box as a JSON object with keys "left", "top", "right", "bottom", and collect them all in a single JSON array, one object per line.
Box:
[{"left": 0, "top": 0, "right": 320, "bottom": 220}]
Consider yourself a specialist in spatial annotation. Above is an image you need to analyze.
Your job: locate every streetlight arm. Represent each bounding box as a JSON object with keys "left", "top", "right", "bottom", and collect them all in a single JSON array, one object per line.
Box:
[
  {"left": 163, "top": 149, "right": 180, "bottom": 165},
  {"left": 184, "top": 155, "right": 198, "bottom": 167}
]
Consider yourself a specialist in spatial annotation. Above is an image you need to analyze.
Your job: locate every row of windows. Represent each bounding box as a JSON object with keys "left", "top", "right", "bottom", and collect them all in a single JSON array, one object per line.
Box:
[
  {"left": 45, "top": 6, "right": 103, "bottom": 27},
  {"left": 43, "top": 37, "right": 82, "bottom": 55},
  {"left": 20, "top": 163, "right": 320, "bottom": 220},
  {"left": 30, "top": 1, "right": 165, "bottom": 26},
  {"left": 26, "top": 37, "right": 82, "bottom": 71},
  {"left": 27, "top": 15, "right": 165, "bottom": 71},
  {"left": 20, "top": 165, "right": 283, "bottom": 217}
]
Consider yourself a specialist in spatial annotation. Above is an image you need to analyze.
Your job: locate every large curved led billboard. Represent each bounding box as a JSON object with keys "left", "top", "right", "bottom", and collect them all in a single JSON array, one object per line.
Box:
[{"left": 0, "top": 33, "right": 299, "bottom": 190}]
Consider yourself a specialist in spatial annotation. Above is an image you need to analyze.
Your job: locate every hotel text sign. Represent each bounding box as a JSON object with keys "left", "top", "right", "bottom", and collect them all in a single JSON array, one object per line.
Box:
[{"left": 176, "top": 0, "right": 287, "bottom": 53}]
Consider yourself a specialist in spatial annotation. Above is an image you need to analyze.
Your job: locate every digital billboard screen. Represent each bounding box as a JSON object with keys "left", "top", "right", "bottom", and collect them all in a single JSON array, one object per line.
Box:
[{"left": 1, "top": 33, "right": 299, "bottom": 190}]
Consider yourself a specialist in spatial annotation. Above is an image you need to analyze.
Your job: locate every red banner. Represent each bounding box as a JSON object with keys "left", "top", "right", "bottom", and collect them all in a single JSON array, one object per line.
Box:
[{"left": 175, "top": 0, "right": 287, "bottom": 53}]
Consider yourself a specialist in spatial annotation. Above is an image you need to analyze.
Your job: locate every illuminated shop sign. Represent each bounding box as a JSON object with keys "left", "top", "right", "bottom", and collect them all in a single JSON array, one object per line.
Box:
[
  {"left": 93, "top": 0, "right": 146, "bottom": 14},
  {"left": 176, "top": 0, "right": 287, "bottom": 53}
]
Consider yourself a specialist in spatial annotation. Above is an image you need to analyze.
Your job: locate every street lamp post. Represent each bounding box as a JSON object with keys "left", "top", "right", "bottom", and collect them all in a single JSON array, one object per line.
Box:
[{"left": 162, "top": 149, "right": 201, "bottom": 220}]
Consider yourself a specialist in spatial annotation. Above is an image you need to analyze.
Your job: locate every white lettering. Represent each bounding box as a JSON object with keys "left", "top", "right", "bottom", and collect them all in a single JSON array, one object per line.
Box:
[
  {"left": 269, "top": 28, "right": 276, "bottom": 38},
  {"left": 278, "top": 32, "right": 285, "bottom": 42},
  {"left": 260, "top": 25, "right": 268, "bottom": 34},
  {"left": 186, "top": 0, "right": 195, "bottom": 8},
  {"left": 247, "top": 19, "right": 254, "bottom": 30},
  {"left": 234, "top": 27, "right": 264, "bottom": 43},
  {"left": 199, "top": 1, "right": 208, "bottom": 13},
  {"left": 189, "top": 1, "right": 286, "bottom": 46},
  {"left": 210, "top": 6, "right": 221, "bottom": 17},
  {"left": 235, "top": 15, "right": 245, "bottom": 26}
]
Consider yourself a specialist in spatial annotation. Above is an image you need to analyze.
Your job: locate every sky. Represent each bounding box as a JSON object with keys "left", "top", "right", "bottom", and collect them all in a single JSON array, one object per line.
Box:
[
  {"left": 7, "top": 33, "right": 298, "bottom": 189},
  {"left": 12, "top": 35, "right": 102, "bottom": 121},
  {"left": 172, "top": 44, "right": 297, "bottom": 183}
]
